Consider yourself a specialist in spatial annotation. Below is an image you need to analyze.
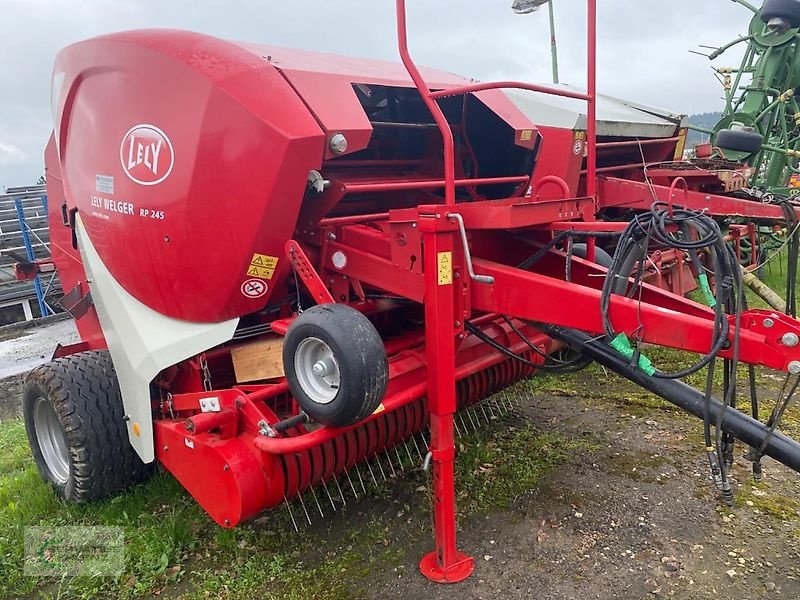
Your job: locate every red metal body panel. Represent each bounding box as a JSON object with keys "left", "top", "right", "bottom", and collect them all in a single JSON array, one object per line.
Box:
[
  {"left": 44, "top": 135, "right": 106, "bottom": 348},
  {"left": 240, "top": 43, "right": 471, "bottom": 159},
  {"left": 53, "top": 30, "right": 325, "bottom": 322},
  {"left": 238, "top": 40, "right": 540, "bottom": 161},
  {"left": 532, "top": 126, "right": 585, "bottom": 197},
  {"left": 51, "top": 30, "right": 549, "bottom": 323}
]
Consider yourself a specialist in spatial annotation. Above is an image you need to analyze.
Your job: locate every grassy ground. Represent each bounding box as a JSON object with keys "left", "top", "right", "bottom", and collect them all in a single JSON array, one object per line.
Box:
[
  {"left": 0, "top": 403, "right": 595, "bottom": 599},
  {"left": 0, "top": 413, "right": 394, "bottom": 599},
  {"left": 2, "top": 247, "right": 798, "bottom": 599},
  {"left": 1, "top": 365, "right": 797, "bottom": 598},
  {"left": 3, "top": 345, "right": 790, "bottom": 599}
]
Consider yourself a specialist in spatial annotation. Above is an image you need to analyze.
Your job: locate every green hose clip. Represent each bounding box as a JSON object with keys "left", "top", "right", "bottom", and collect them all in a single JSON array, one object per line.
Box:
[
  {"left": 609, "top": 333, "right": 656, "bottom": 376},
  {"left": 697, "top": 273, "right": 717, "bottom": 308}
]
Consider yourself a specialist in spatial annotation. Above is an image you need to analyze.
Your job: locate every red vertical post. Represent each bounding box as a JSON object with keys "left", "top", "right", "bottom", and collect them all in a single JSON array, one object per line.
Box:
[
  {"left": 585, "top": 0, "right": 598, "bottom": 262},
  {"left": 395, "top": 0, "right": 457, "bottom": 206},
  {"left": 418, "top": 214, "right": 475, "bottom": 583}
]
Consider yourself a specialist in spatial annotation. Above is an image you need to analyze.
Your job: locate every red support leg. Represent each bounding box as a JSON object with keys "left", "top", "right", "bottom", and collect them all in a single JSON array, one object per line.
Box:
[{"left": 418, "top": 217, "right": 475, "bottom": 583}]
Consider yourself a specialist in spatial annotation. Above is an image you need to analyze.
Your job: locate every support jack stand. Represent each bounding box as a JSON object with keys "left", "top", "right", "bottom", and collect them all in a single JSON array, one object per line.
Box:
[{"left": 419, "top": 551, "right": 475, "bottom": 584}]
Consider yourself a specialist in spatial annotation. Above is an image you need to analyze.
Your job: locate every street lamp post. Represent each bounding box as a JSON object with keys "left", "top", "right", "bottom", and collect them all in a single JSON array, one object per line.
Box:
[
  {"left": 512, "top": 0, "right": 597, "bottom": 260},
  {"left": 547, "top": 1, "right": 559, "bottom": 83},
  {"left": 511, "top": 0, "right": 560, "bottom": 84}
]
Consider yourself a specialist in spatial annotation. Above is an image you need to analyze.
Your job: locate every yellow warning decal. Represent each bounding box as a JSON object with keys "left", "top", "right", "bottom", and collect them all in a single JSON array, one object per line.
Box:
[
  {"left": 520, "top": 129, "right": 533, "bottom": 142},
  {"left": 372, "top": 403, "right": 386, "bottom": 416},
  {"left": 575, "top": 131, "right": 587, "bottom": 141},
  {"left": 437, "top": 251, "right": 452, "bottom": 286},
  {"left": 247, "top": 253, "right": 279, "bottom": 280}
]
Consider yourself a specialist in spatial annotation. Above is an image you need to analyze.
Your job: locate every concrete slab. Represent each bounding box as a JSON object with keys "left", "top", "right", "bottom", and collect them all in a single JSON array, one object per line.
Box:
[{"left": 0, "top": 318, "right": 79, "bottom": 379}]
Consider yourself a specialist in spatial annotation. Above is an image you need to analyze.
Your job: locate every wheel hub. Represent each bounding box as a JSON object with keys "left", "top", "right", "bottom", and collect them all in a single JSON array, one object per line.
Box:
[
  {"left": 32, "top": 397, "right": 70, "bottom": 484},
  {"left": 294, "top": 337, "right": 341, "bottom": 405}
]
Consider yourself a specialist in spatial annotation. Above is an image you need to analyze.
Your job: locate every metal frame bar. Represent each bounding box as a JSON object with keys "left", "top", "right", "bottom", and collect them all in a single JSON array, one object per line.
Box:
[
  {"left": 13, "top": 197, "right": 50, "bottom": 317},
  {"left": 394, "top": 0, "right": 597, "bottom": 209},
  {"left": 393, "top": 0, "right": 597, "bottom": 580}
]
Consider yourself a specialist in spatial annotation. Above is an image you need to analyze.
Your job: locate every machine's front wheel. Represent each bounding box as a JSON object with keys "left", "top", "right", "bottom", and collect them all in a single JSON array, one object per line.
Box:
[
  {"left": 23, "top": 350, "right": 152, "bottom": 502},
  {"left": 548, "top": 244, "right": 613, "bottom": 372},
  {"left": 571, "top": 243, "right": 614, "bottom": 268},
  {"left": 283, "top": 304, "right": 388, "bottom": 427}
]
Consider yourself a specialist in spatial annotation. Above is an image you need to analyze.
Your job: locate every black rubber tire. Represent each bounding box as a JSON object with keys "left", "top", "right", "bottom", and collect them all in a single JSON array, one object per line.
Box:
[
  {"left": 762, "top": 0, "right": 800, "bottom": 29},
  {"left": 715, "top": 128, "right": 764, "bottom": 154},
  {"left": 283, "top": 304, "right": 388, "bottom": 427},
  {"left": 23, "top": 350, "right": 152, "bottom": 502},
  {"left": 552, "top": 244, "right": 613, "bottom": 372},
  {"left": 571, "top": 243, "right": 614, "bottom": 268}
]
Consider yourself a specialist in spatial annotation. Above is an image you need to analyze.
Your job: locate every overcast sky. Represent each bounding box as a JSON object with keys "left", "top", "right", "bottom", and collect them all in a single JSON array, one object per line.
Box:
[{"left": 0, "top": 0, "right": 756, "bottom": 189}]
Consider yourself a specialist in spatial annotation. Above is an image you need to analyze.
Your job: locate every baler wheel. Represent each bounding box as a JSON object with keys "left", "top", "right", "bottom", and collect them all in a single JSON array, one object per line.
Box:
[
  {"left": 571, "top": 243, "right": 613, "bottom": 268},
  {"left": 22, "top": 350, "right": 152, "bottom": 502},
  {"left": 548, "top": 244, "right": 612, "bottom": 372},
  {"left": 761, "top": 0, "right": 800, "bottom": 29},
  {"left": 283, "top": 304, "right": 388, "bottom": 427},
  {"left": 715, "top": 128, "right": 764, "bottom": 155}
]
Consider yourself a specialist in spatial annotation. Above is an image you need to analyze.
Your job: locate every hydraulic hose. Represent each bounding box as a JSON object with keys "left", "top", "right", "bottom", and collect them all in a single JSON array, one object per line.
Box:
[{"left": 541, "top": 325, "right": 800, "bottom": 473}]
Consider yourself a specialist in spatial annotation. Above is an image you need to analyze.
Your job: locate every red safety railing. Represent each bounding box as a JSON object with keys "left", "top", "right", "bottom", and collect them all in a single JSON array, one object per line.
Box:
[
  {"left": 392, "top": 0, "right": 600, "bottom": 583},
  {"left": 394, "top": 0, "right": 598, "bottom": 207}
]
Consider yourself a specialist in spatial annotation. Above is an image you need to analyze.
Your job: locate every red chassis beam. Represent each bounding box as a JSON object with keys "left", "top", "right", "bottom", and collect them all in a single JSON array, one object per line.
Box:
[
  {"left": 598, "top": 176, "right": 800, "bottom": 220},
  {"left": 317, "top": 213, "right": 800, "bottom": 374},
  {"left": 153, "top": 318, "right": 554, "bottom": 527},
  {"left": 470, "top": 256, "right": 800, "bottom": 372}
]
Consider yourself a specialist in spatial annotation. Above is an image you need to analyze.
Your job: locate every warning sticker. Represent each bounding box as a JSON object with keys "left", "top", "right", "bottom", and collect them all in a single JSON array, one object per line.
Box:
[
  {"left": 437, "top": 251, "right": 452, "bottom": 286},
  {"left": 573, "top": 131, "right": 586, "bottom": 156},
  {"left": 241, "top": 279, "right": 268, "bottom": 298},
  {"left": 247, "top": 253, "right": 279, "bottom": 280},
  {"left": 520, "top": 129, "right": 533, "bottom": 142}
]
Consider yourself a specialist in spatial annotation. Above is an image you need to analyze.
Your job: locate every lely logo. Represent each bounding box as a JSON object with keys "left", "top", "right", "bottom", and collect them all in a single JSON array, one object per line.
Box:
[{"left": 120, "top": 124, "right": 174, "bottom": 186}]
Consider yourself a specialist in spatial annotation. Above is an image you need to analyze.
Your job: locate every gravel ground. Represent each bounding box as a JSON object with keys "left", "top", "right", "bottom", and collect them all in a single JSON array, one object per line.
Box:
[
  {"left": 1, "top": 321, "right": 799, "bottom": 598},
  {"left": 368, "top": 375, "right": 800, "bottom": 599},
  {"left": 0, "top": 316, "right": 77, "bottom": 421}
]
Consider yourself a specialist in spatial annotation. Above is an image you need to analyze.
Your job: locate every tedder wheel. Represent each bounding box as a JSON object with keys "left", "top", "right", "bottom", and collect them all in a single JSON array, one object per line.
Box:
[
  {"left": 761, "top": 0, "right": 800, "bottom": 29},
  {"left": 22, "top": 350, "right": 152, "bottom": 502},
  {"left": 571, "top": 243, "right": 614, "bottom": 268},
  {"left": 715, "top": 128, "right": 764, "bottom": 154},
  {"left": 283, "top": 304, "right": 388, "bottom": 427}
]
